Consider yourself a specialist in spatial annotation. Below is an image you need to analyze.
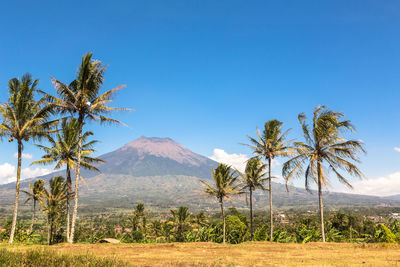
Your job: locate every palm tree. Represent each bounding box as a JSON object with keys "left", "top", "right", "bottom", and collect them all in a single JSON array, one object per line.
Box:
[
  {"left": 171, "top": 206, "right": 191, "bottom": 242},
  {"left": 45, "top": 53, "right": 129, "bottom": 243},
  {"left": 282, "top": 106, "right": 365, "bottom": 242},
  {"left": 31, "top": 118, "right": 104, "bottom": 242},
  {"left": 38, "top": 176, "right": 68, "bottom": 245},
  {"left": 0, "top": 74, "right": 56, "bottom": 244},
  {"left": 134, "top": 203, "right": 146, "bottom": 235},
  {"left": 236, "top": 158, "right": 267, "bottom": 240},
  {"left": 200, "top": 163, "right": 241, "bottom": 244},
  {"left": 22, "top": 179, "right": 45, "bottom": 233},
  {"left": 246, "top": 119, "right": 292, "bottom": 241}
]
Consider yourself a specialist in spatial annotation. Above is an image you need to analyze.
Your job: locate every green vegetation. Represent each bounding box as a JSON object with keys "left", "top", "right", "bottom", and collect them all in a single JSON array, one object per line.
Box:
[{"left": 0, "top": 248, "right": 127, "bottom": 267}]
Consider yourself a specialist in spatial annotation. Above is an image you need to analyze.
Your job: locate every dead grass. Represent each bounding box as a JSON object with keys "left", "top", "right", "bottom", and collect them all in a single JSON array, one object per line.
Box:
[{"left": 2, "top": 242, "right": 400, "bottom": 266}]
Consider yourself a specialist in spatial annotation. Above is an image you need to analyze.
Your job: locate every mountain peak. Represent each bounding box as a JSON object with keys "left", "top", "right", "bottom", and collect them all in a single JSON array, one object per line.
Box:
[{"left": 118, "top": 136, "right": 207, "bottom": 166}]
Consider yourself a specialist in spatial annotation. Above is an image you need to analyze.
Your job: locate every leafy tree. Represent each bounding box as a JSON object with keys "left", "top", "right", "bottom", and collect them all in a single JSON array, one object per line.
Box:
[
  {"left": 38, "top": 176, "right": 68, "bottom": 245},
  {"left": 246, "top": 119, "right": 292, "bottom": 241},
  {"left": 171, "top": 206, "right": 191, "bottom": 242},
  {"left": 46, "top": 53, "right": 129, "bottom": 243},
  {"left": 128, "top": 215, "right": 140, "bottom": 232},
  {"left": 135, "top": 203, "right": 146, "bottom": 234},
  {"left": 217, "top": 215, "right": 247, "bottom": 244},
  {"left": 0, "top": 74, "right": 56, "bottom": 243},
  {"left": 374, "top": 223, "right": 397, "bottom": 243},
  {"left": 151, "top": 220, "right": 162, "bottom": 238},
  {"left": 237, "top": 158, "right": 267, "bottom": 240},
  {"left": 22, "top": 179, "right": 45, "bottom": 233},
  {"left": 200, "top": 163, "right": 241, "bottom": 243},
  {"left": 195, "top": 212, "right": 208, "bottom": 227},
  {"left": 31, "top": 118, "right": 103, "bottom": 242},
  {"left": 283, "top": 106, "right": 365, "bottom": 242}
]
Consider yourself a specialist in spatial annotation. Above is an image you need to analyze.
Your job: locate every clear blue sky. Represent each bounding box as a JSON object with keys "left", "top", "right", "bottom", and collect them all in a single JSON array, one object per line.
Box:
[{"left": 0, "top": 1, "right": 399, "bottom": 194}]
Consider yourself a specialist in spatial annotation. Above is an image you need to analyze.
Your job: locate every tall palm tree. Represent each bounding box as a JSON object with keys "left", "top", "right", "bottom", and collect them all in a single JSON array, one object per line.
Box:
[
  {"left": 282, "top": 106, "right": 365, "bottom": 242},
  {"left": 0, "top": 74, "right": 56, "bottom": 244},
  {"left": 22, "top": 179, "right": 45, "bottom": 233},
  {"left": 246, "top": 120, "right": 292, "bottom": 241},
  {"left": 38, "top": 176, "right": 68, "bottom": 245},
  {"left": 45, "top": 53, "right": 129, "bottom": 243},
  {"left": 200, "top": 163, "right": 241, "bottom": 244},
  {"left": 236, "top": 158, "right": 267, "bottom": 240},
  {"left": 31, "top": 118, "right": 104, "bottom": 242}
]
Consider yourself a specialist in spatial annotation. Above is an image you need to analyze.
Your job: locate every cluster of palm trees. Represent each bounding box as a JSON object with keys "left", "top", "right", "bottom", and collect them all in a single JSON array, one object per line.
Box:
[
  {"left": 201, "top": 107, "right": 365, "bottom": 243},
  {"left": 0, "top": 53, "right": 127, "bottom": 244}
]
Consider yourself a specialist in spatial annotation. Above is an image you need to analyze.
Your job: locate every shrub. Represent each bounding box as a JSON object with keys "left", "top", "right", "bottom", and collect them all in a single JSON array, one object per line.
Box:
[{"left": 216, "top": 215, "right": 247, "bottom": 244}]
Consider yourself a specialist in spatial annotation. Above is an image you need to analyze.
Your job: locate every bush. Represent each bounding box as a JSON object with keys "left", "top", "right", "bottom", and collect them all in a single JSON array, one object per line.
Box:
[
  {"left": 374, "top": 224, "right": 397, "bottom": 243},
  {"left": 0, "top": 249, "right": 128, "bottom": 267},
  {"left": 254, "top": 224, "right": 269, "bottom": 241},
  {"left": 216, "top": 215, "right": 247, "bottom": 244}
]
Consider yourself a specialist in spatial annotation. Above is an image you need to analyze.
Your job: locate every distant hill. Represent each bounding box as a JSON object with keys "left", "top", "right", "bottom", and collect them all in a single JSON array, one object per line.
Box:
[{"left": 0, "top": 136, "right": 399, "bottom": 212}]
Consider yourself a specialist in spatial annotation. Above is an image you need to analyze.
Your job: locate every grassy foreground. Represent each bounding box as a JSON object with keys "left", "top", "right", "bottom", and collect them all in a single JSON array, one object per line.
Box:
[{"left": 1, "top": 242, "right": 400, "bottom": 266}]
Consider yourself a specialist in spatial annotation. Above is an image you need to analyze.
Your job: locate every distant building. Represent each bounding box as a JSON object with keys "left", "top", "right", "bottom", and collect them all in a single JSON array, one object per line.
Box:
[{"left": 390, "top": 213, "right": 400, "bottom": 219}]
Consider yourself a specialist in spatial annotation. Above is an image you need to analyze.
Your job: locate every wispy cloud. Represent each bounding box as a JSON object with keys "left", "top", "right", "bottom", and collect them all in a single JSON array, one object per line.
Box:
[
  {"left": 394, "top": 147, "right": 400, "bottom": 153},
  {"left": 13, "top": 152, "right": 33, "bottom": 159}
]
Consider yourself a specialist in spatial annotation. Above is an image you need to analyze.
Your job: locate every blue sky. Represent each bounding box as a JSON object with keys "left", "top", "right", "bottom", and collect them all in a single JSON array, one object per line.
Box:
[{"left": 0, "top": 1, "right": 399, "bottom": 195}]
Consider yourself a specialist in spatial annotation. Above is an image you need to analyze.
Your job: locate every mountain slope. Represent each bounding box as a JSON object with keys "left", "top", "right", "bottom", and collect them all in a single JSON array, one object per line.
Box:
[{"left": 97, "top": 137, "right": 217, "bottom": 178}]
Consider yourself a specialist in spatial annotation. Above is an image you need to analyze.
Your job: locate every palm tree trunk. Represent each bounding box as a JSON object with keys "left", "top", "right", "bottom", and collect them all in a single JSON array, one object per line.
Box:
[
  {"left": 220, "top": 200, "right": 225, "bottom": 244},
  {"left": 29, "top": 200, "right": 36, "bottom": 233},
  {"left": 250, "top": 188, "right": 253, "bottom": 240},
  {"left": 317, "top": 161, "right": 325, "bottom": 242},
  {"left": 268, "top": 157, "right": 273, "bottom": 241},
  {"left": 66, "top": 164, "right": 71, "bottom": 243},
  {"left": 9, "top": 140, "right": 22, "bottom": 244},
  {"left": 47, "top": 215, "right": 51, "bottom": 245},
  {"left": 69, "top": 116, "right": 83, "bottom": 243},
  {"left": 50, "top": 220, "right": 54, "bottom": 245}
]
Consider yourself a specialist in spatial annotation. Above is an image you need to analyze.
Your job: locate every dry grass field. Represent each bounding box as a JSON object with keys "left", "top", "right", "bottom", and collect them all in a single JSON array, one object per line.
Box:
[{"left": 2, "top": 242, "right": 400, "bottom": 266}]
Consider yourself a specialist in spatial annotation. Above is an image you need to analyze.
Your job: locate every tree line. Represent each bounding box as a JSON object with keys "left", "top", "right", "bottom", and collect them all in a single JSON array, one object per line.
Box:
[{"left": 1, "top": 53, "right": 365, "bottom": 245}]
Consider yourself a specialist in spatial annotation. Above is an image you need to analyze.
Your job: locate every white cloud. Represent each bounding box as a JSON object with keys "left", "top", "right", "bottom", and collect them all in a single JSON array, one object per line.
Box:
[
  {"left": 340, "top": 171, "right": 400, "bottom": 197},
  {"left": 209, "top": 149, "right": 249, "bottom": 172},
  {"left": 22, "top": 167, "right": 51, "bottom": 179},
  {"left": 13, "top": 152, "right": 33, "bottom": 159},
  {"left": 0, "top": 163, "right": 16, "bottom": 184},
  {"left": 209, "top": 148, "right": 280, "bottom": 173},
  {"left": 394, "top": 147, "right": 400, "bottom": 153},
  {"left": 0, "top": 163, "right": 51, "bottom": 185}
]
